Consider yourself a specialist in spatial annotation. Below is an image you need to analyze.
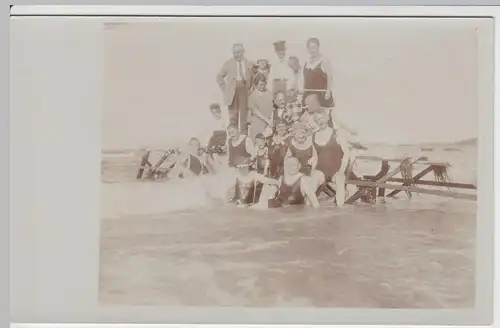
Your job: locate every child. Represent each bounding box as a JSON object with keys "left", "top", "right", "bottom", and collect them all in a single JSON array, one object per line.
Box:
[
  {"left": 252, "top": 133, "right": 270, "bottom": 176},
  {"left": 256, "top": 59, "right": 270, "bottom": 80},
  {"left": 227, "top": 156, "right": 279, "bottom": 207},
  {"left": 207, "top": 103, "right": 228, "bottom": 150},
  {"left": 269, "top": 120, "right": 290, "bottom": 179}
]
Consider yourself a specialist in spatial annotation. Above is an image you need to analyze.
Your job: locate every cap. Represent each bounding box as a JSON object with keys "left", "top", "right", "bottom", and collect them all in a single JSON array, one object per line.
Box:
[
  {"left": 254, "top": 133, "right": 266, "bottom": 140},
  {"left": 273, "top": 40, "right": 286, "bottom": 51}
]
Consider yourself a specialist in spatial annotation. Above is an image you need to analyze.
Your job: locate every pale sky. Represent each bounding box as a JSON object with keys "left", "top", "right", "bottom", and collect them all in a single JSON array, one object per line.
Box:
[{"left": 102, "top": 18, "right": 481, "bottom": 150}]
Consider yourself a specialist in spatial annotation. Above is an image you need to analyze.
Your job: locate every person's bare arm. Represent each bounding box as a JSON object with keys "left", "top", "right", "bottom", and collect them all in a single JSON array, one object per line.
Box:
[
  {"left": 322, "top": 58, "right": 334, "bottom": 93},
  {"left": 264, "top": 158, "right": 270, "bottom": 176},
  {"left": 330, "top": 108, "right": 357, "bottom": 136},
  {"left": 300, "top": 176, "right": 320, "bottom": 208},
  {"left": 216, "top": 60, "right": 229, "bottom": 91},
  {"left": 254, "top": 173, "right": 279, "bottom": 186},
  {"left": 246, "top": 137, "right": 257, "bottom": 158},
  {"left": 308, "top": 141, "right": 318, "bottom": 169},
  {"left": 337, "top": 135, "right": 351, "bottom": 173}
]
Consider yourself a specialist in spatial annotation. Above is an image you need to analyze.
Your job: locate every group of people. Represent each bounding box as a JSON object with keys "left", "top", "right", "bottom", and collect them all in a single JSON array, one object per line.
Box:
[{"left": 168, "top": 38, "right": 359, "bottom": 209}]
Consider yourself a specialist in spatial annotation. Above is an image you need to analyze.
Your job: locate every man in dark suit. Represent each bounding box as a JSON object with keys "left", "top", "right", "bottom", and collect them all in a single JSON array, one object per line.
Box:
[{"left": 216, "top": 43, "right": 255, "bottom": 135}]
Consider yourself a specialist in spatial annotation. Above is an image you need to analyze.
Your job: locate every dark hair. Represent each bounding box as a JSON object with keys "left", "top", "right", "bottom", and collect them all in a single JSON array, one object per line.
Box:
[
  {"left": 307, "top": 37, "right": 320, "bottom": 48},
  {"left": 289, "top": 55, "right": 299, "bottom": 62},
  {"left": 253, "top": 73, "right": 267, "bottom": 86},
  {"left": 209, "top": 103, "right": 221, "bottom": 111},
  {"left": 255, "top": 133, "right": 265, "bottom": 140}
]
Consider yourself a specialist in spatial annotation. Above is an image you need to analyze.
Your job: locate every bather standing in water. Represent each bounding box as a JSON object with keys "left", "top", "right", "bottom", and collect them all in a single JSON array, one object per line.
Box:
[
  {"left": 227, "top": 156, "right": 279, "bottom": 206},
  {"left": 312, "top": 111, "right": 350, "bottom": 206},
  {"left": 252, "top": 156, "right": 321, "bottom": 209}
]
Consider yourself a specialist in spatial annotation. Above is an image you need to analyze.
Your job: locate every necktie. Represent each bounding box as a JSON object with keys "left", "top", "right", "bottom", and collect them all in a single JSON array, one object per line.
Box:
[{"left": 238, "top": 61, "right": 245, "bottom": 81}]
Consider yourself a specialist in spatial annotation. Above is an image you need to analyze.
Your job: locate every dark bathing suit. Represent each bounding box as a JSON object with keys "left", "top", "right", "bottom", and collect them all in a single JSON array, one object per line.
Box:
[
  {"left": 268, "top": 175, "right": 305, "bottom": 208},
  {"left": 179, "top": 154, "right": 208, "bottom": 178},
  {"left": 228, "top": 136, "right": 251, "bottom": 167},
  {"left": 303, "top": 60, "right": 334, "bottom": 108},
  {"left": 208, "top": 130, "right": 227, "bottom": 149},
  {"left": 230, "top": 175, "right": 263, "bottom": 205},
  {"left": 269, "top": 136, "right": 290, "bottom": 179},
  {"left": 255, "top": 149, "right": 268, "bottom": 175},
  {"left": 313, "top": 131, "right": 343, "bottom": 182},
  {"left": 288, "top": 141, "right": 313, "bottom": 176}
]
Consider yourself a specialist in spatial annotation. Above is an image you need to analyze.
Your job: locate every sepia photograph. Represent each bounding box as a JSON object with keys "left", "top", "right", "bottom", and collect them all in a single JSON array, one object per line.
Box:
[{"left": 99, "top": 17, "right": 481, "bottom": 308}]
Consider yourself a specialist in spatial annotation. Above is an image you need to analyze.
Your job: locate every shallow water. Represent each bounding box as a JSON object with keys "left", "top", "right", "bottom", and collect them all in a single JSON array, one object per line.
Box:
[{"left": 99, "top": 145, "right": 477, "bottom": 308}]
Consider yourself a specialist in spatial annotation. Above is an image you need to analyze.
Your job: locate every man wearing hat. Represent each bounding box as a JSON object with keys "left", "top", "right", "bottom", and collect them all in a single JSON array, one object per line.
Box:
[{"left": 268, "top": 40, "right": 296, "bottom": 96}]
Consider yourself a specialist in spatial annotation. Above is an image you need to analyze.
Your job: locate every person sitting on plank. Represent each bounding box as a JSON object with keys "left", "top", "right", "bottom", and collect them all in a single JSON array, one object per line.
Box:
[
  {"left": 226, "top": 156, "right": 279, "bottom": 207},
  {"left": 312, "top": 110, "right": 351, "bottom": 206},
  {"left": 168, "top": 138, "right": 210, "bottom": 178},
  {"left": 251, "top": 156, "right": 321, "bottom": 209}
]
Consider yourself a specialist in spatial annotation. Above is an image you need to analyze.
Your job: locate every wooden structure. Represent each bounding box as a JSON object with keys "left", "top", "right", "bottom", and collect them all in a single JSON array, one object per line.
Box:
[
  {"left": 136, "top": 149, "right": 176, "bottom": 180},
  {"left": 344, "top": 155, "right": 477, "bottom": 204}
]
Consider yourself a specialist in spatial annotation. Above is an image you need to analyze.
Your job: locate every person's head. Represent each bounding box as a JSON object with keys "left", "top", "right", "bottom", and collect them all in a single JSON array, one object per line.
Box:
[
  {"left": 306, "top": 37, "right": 321, "bottom": 57},
  {"left": 291, "top": 122, "right": 309, "bottom": 144},
  {"left": 314, "top": 111, "right": 330, "bottom": 130},
  {"left": 257, "top": 59, "right": 269, "bottom": 70},
  {"left": 188, "top": 138, "right": 201, "bottom": 154},
  {"left": 288, "top": 56, "right": 301, "bottom": 72},
  {"left": 275, "top": 91, "right": 286, "bottom": 108},
  {"left": 254, "top": 133, "right": 266, "bottom": 149},
  {"left": 232, "top": 43, "right": 245, "bottom": 61},
  {"left": 305, "top": 93, "right": 321, "bottom": 113},
  {"left": 209, "top": 103, "right": 221, "bottom": 119},
  {"left": 284, "top": 156, "right": 301, "bottom": 175},
  {"left": 275, "top": 120, "right": 288, "bottom": 137},
  {"left": 227, "top": 124, "right": 240, "bottom": 140},
  {"left": 253, "top": 73, "right": 267, "bottom": 92},
  {"left": 273, "top": 40, "right": 287, "bottom": 60}
]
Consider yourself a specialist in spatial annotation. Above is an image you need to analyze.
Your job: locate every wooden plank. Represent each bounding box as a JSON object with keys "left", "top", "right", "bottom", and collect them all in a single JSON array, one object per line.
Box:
[
  {"left": 136, "top": 150, "right": 151, "bottom": 179},
  {"left": 387, "top": 165, "right": 434, "bottom": 197},
  {"left": 147, "top": 150, "right": 175, "bottom": 179},
  {"left": 362, "top": 176, "right": 477, "bottom": 190},
  {"left": 356, "top": 155, "right": 450, "bottom": 167},
  {"left": 346, "top": 180, "right": 476, "bottom": 200}
]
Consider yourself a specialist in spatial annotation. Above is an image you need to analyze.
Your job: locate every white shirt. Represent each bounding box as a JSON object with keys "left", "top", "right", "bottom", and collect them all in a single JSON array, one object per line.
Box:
[
  {"left": 236, "top": 60, "right": 247, "bottom": 81},
  {"left": 268, "top": 58, "right": 295, "bottom": 90}
]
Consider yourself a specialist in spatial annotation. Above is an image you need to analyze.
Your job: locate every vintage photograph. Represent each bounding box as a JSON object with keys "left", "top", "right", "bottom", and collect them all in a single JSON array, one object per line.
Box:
[{"left": 99, "top": 17, "right": 479, "bottom": 308}]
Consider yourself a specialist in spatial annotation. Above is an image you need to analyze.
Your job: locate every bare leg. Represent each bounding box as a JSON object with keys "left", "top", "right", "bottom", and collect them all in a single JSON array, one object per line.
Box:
[
  {"left": 250, "top": 184, "right": 277, "bottom": 210},
  {"left": 334, "top": 173, "right": 346, "bottom": 207}
]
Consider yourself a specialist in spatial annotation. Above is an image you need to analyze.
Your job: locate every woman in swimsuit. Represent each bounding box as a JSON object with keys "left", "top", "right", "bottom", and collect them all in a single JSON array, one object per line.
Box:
[
  {"left": 253, "top": 156, "right": 320, "bottom": 209},
  {"left": 302, "top": 37, "right": 335, "bottom": 108},
  {"left": 227, "top": 156, "right": 279, "bottom": 207},
  {"left": 285, "top": 121, "right": 318, "bottom": 176},
  {"left": 312, "top": 111, "right": 350, "bottom": 206}
]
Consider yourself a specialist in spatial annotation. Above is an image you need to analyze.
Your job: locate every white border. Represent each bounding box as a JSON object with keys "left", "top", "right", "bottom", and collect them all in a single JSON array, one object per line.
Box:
[{"left": 9, "top": 5, "right": 497, "bottom": 327}]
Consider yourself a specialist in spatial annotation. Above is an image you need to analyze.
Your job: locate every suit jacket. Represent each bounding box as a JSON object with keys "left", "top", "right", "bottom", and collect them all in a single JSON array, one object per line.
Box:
[{"left": 216, "top": 57, "right": 255, "bottom": 105}]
